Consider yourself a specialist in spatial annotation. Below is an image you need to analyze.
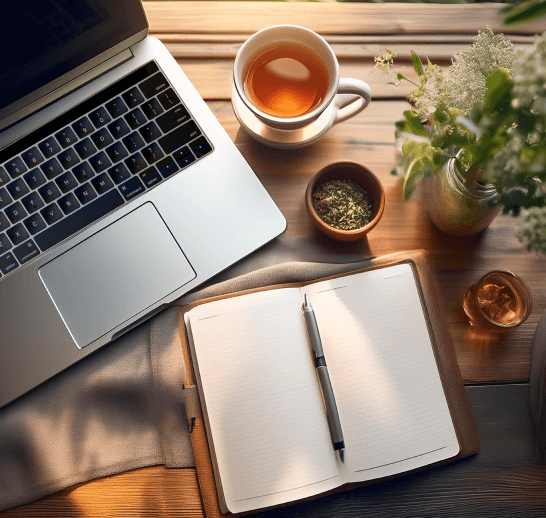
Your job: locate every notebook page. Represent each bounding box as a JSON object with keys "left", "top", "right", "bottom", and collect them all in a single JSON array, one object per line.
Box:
[
  {"left": 187, "top": 288, "right": 342, "bottom": 514},
  {"left": 302, "top": 264, "right": 460, "bottom": 482}
]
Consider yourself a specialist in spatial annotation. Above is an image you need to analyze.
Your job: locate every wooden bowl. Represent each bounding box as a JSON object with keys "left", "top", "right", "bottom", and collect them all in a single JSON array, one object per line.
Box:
[{"left": 305, "top": 162, "right": 385, "bottom": 241}]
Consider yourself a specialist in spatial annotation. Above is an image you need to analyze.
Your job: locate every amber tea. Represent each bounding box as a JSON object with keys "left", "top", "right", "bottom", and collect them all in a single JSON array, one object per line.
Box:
[
  {"left": 463, "top": 271, "right": 532, "bottom": 332},
  {"left": 243, "top": 43, "right": 329, "bottom": 118}
]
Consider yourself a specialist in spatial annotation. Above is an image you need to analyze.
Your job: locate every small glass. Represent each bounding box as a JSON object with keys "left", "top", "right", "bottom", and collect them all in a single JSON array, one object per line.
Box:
[{"left": 463, "top": 271, "right": 532, "bottom": 332}]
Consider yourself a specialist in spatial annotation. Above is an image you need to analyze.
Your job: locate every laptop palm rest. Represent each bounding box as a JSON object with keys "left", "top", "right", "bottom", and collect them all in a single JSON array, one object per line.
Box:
[{"left": 39, "top": 202, "right": 195, "bottom": 349}]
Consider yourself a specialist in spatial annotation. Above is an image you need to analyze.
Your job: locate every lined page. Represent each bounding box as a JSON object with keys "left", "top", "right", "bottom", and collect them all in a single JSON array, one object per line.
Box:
[
  {"left": 302, "top": 264, "right": 460, "bottom": 482},
  {"left": 187, "top": 289, "right": 341, "bottom": 514}
]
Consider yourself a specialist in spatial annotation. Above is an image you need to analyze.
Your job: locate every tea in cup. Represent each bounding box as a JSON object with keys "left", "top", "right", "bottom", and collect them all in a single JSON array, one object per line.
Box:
[{"left": 232, "top": 25, "right": 371, "bottom": 147}]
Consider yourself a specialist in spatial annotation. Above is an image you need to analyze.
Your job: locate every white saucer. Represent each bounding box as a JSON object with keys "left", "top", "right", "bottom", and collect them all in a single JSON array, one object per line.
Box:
[{"left": 231, "top": 83, "right": 355, "bottom": 149}]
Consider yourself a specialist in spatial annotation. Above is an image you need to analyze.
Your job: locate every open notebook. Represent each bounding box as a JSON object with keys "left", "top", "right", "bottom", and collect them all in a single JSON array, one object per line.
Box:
[{"left": 185, "top": 263, "right": 461, "bottom": 514}]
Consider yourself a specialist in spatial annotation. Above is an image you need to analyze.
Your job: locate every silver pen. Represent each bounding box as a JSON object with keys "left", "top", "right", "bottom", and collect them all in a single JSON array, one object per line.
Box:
[{"left": 302, "top": 294, "right": 345, "bottom": 462}]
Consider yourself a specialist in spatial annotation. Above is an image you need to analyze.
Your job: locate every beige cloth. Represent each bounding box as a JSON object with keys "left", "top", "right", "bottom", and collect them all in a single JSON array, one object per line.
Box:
[{"left": 0, "top": 246, "right": 373, "bottom": 512}]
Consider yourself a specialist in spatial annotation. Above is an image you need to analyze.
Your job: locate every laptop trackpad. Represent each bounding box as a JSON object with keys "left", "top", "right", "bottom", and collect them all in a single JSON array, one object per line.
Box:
[{"left": 39, "top": 202, "right": 196, "bottom": 349}]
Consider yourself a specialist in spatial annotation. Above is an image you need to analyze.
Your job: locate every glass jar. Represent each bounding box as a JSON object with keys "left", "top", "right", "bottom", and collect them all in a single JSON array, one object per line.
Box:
[{"left": 424, "top": 153, "right": 501, "bottom": 236}]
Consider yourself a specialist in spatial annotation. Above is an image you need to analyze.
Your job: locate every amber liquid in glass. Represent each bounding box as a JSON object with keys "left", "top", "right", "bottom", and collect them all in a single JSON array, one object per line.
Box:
[
  {"left": 243, "top": 43, "right": 329, "bottom": 118},
  {"left": 463, "top": 271, "right": 532, "bottom": 331}
]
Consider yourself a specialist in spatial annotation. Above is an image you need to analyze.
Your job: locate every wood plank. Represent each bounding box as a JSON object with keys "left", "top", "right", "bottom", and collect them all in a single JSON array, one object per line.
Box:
[
  {"left": 154, "top": 33, "right": 541, "bottom": 45},
  {"left": 163, "top": 41, "right": 533, "bottom": 61},
  {"left": 144, "top": 2, "right": 546, "bottom": 36},
  {"left": 178, "top": 60, "right": 418, "bottom": 100},
  {"left": 6, "top": 385, "right": 546, "bottom": 517}
]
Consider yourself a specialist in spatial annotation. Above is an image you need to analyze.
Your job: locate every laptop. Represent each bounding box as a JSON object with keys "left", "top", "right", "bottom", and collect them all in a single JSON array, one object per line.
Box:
[{"left": 0, "top": 0, "right": 286, "bottom": 407}]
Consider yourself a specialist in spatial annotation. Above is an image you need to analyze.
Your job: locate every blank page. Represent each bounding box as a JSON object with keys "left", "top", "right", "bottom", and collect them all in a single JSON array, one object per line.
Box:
[
  {"left": 302, "top": 264, "right": 460, "bottom": 482},
  {"left": 187, "top": 289, "right": 342, "bottom": 514}
]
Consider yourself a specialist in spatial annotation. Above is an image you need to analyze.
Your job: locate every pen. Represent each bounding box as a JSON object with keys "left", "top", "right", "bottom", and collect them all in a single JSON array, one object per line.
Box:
[{"left": 302, "top": 294, "right": 345, "bottom": 463}]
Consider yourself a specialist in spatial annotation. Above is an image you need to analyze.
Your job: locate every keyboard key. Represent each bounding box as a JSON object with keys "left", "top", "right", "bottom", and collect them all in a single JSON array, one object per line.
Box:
[
  {"left": 142, "top": 98, "right": 164, "bottom": 119},
  {"left": 119, "top": 177, "right": 145, "bottom": 201},
  {"left": 157, "top": 88, "right": 180, "bottom": 110},
  {"left": 108, "top": 163, "right": 132, "bottom": 185},
  {"left": 36, "top": 189, "right": 124, "bottom": 252},
  {"left": 56, "top": 172, "right": 78, "bottom": 193},
  {"left": 13, "top": 239, "right": 39, "bottom": 265},
  {"left": 0, "top": 213, "right": 9, "bottom": 232},
  {"left": 0, "top": 233, "right": 12, "bottom": 253},
  {"left": 122, "top": 132, "right": 145, "bottom": 153},
  {"left": 0, "top": 188, "right": 13, "bottom": 210},
  {"left": 58, "top": 193, "right": 80, "bottom": 215},
  {"left": 158, "top": 121, "right": 201, "bottom": 154},
  {"left": 72, "top": 162, "right": 95, "bottom": 183},
  {"left": 5, "top": 157, "right": 27, "bottom": 179},
  {"left": 5, "top": 201, "right": 27, "bottom": 224},
  {"left": 7, "top": 178, "right": 30, "bottom": 200},
  {"left": 190, "top": 137, "right": 213, "bottom": 158},
  {"left": 23, "top": 168, "right": 46, "bottom": 190},
  {"left": 125, "top": 108, "right": 147, "bottom": 130},
  {"left": 7, "top": 223, "right": 29, "bottom": 246},
  {"left": 105, "top": 141, "right": 128, "bottom": 163},
  {"left": 74, "top": 183, "right": 98, "bottom": 205},
  {"left": 156, "top": 156, "right": 179, "bottom": 178},
  {"left": 40, "top": 203, "right": 64, "bottom": 225},
  {"left": 105, "top": 97, "right": 128, "bottom": 118},
  {"left": 21, "top": 192, "right": 44, "bottom": 213},
  {"left": 141, "top": 143, "right": 164, "bottom": 165},
  {"left": 58, "top": 147, "right": 80, "bottom": 170},
  {"left": 0, "top": 252, "right": 18, "bottom": 275},
  {"left": 89, "top": 151, "right": 112, "bottom": 174},
  {"left": 38, "top": 137, "right": 61, "bottom": 159},
  {"left": 40, "top": 157, "right": 64, "bottom": 180},
  {"left": 91, "top": 128, "right": 114, "bottom": 150},
  {"left": 108, "top": 118, "right": 131, "bottom": 140},
  {"left": 125, "top": 152, "right": 147, "bottom": 174},
  {"left": 0, "top": 167, "right": 9, "bottom": 188},
  {"left": 55, "top": 127, "right": 78, "bottom": 148},
  {"left": 74, "top": 138, "right": 97, "bottom": 160},
  {"left": 22, "top": 147, "right": 44, "bottom": 168},
  {"left": 139, "top": 122, "right": 162, "bottom": 144},
  {"left": 23, "top": 213, "right": 47, "bottom": 235},
  {"left": 139, "top": 72, "right": 169, "bottom": 99},
  {"left": 139, "top": 167, "right": 162, "bottom": 188},
  {"left": 39, "top": 182, "right": 62, "bottom": 204},
  {"left": 89, "top": 106, "right": 111, "bottom": 129},
  {"left": 91, "top": 173, "right": 114, "bottom": 195},
  {"left": 156, "top": 105, "right": 190, "bottom": 134},
  {"left": 173, "top": 148, "right": 195, "bottom": 169},
  {"left": 122, "top": 87, "right": 144, "bottom": 109},
  {"left": 72, "top": 116, "right": 95, "bottom": 138}
]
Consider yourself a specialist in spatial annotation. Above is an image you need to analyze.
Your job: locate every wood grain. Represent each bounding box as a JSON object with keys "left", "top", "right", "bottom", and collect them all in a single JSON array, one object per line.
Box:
[{"left": 143, "top": 2, "right": 546, "bottom": 36}]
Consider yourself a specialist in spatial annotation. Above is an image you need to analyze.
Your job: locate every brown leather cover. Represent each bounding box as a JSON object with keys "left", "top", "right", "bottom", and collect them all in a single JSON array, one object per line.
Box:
[{"left": 177, "top": 250, "right": 480, "bottom": 517}]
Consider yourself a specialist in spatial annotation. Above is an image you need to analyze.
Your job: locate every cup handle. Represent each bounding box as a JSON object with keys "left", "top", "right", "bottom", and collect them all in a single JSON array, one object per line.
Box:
[{"left": 332, "top": 78, "right": 371, "bottom": 125}]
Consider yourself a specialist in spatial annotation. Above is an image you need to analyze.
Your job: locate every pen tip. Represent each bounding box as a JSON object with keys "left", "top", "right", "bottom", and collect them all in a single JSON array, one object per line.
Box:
[
  {"left": 304, "top": 294, "right": 310, "bottom": 306},
  {"left": 340, "top": 449, "right": 345, "bottom": 463}
]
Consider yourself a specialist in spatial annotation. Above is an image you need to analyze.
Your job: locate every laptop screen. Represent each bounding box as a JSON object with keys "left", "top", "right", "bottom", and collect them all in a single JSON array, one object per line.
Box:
[{"left": 0, "top": 0, "right": 148, "bottom": 116}]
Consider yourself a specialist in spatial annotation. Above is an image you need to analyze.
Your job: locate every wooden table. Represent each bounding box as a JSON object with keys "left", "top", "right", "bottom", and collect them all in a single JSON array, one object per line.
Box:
[{"left": 4, "top": 2, "right": 546, "bottom": 516}]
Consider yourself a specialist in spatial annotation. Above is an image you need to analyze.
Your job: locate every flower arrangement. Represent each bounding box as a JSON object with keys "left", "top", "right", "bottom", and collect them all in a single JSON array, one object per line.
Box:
[{"left": 376, "top": 27, "right": 546, "bottom": 253}]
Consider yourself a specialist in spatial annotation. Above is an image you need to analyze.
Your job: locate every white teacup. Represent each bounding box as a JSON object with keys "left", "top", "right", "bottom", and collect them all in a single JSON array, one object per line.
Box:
[{"left": 232, "top": 25, "right": 371, "bottom": 148}]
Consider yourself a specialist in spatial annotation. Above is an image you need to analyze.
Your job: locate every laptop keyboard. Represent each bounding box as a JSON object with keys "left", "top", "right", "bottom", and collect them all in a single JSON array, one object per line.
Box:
[{"left": 0, "top": 61, "right": 213, "bottom": 279}]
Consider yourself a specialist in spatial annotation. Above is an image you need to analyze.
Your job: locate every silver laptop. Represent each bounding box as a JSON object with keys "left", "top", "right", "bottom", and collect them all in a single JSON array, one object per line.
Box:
[{"left": 0, "top": 0, "right": 286, "bottom": 407}]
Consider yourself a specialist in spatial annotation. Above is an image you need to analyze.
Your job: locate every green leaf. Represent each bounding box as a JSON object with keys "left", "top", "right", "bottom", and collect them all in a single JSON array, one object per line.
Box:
[
  {"left": 503, "top": 0, "right": 546, "bottom": 25},
  {"left": 484, "top": 68, "right": 513, "bottom": 114},
  {"left": 401, "top": 111, "right": 428, "bottom": 138},
  {"left": 402, "top": 158, "right": 424, "bottom": 200},
  {"left": 411, "top": 51, "right": 424, "bottom": 77}
]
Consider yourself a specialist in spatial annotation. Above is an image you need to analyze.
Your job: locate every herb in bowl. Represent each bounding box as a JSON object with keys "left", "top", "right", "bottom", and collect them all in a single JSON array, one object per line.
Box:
[{"left": 312, "top": 179, "right": 372, "bottom": 231}]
